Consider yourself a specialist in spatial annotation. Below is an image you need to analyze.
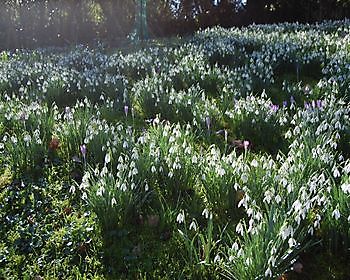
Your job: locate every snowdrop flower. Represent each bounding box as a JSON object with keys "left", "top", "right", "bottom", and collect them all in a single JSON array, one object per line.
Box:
[
  {"left": 69, "top": 185, "right": 76, "bottom": 194},
  {"left": 333, "top": 167, "right": 340, "bottom": 178},
  {"left": 217, "top": 167, "right": 225, "bottom": 176},
  {"left": 105, "top": 153, "right": 111, "bottom": 164},
  {"left": 100, "top": 166, "right": 108, "bottom": 177},
  {"left": 251, "top": 159, "right": 259, "bottom": 167},
  {"left": 189, "top": 220, "right": 197, "bottom": 231},
  {"left": 265, "top": 267, "right": 272, "bottom": 277},
  {"left": 288, "top": 237, "right": 296, "bottom": 248},
  {"left": 241, "top": 173, "right": 248, "bottom": 183},
  {"left": 202, "top": 208, "right": 212, "bottom": 219},
  {"left": 280, "top": 225, "right": 294, "bottom": 240},
  {"left": 214, "top": 254, "right": 221, "bottom": 263},
  {"left": 236, "top": 222, "right": 244, "bottom": 236},
  {"left": 332, "top": 208, "right": 341, "bottom": 220},
  {"left": 231, "top": 242, "right": 239, "bottom": 251},
  {"left": 144, "top": 182, "right": 149, "bottom": 192},
  {"left": 176, "top": 210, "right": 185, "bottom": 224},
  {"left": 341, "top": 183, "right": 350, "bottom": 194},
  {"left": 263, "top": 190, "right": 273, "bottom": 204},
  {"left": 96, "top": 186, "right": 105, "bottom": 196},
  {"left": 191, "top": 155, "right": 198, "bottom": 164},
  {"left": 111, "top": 197, "right": 117, "bottom": 207},
  {"left": 275, "top": 194, "right": 282, "bottom": 204}
]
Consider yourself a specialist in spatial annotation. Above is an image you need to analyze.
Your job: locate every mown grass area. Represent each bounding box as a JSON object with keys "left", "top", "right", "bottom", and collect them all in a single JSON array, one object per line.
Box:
[{"left": 0, "top": 21, "right": 350, "bottom": 279}]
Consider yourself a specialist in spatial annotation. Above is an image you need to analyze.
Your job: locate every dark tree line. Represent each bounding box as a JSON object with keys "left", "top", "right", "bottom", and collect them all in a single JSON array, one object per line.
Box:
[{"left": 0, "top": 0, "right": 349, "bottom": 49}]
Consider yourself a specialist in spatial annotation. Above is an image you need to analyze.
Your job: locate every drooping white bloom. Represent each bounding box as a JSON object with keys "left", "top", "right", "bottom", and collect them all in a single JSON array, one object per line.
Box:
[
  {"left": 111, "top": 197, "right": 117, "bottom": 207},
  {"left": 176, "top": 210, "right": 185, "bottom": 224},
  {"left": 341, "top": 183, "right": 350, "bottom": 194},
  {"left": 265, "top": 268, "right": 272, "bottom": 277},
  {"left": 189, "top": 220, "right": 197, "bottom": 231},
  {"left": 202, "top": 208, "right": 212, "bottom": 219},
  {"left": 332, "top": 208, "right": 341, "bottom": 220},
  {"left": 288, "top": 237, "right": 296, "bottom": 248},
  {"left": 214, "top": 254, "right": 221, "bottom": 263},
  {"left": 231, "top": 242, "right": 239, "bottom": 251},
  {"left": 151, "top": 166, "right": 157, "bottom": 173},
  {"left": 105, "top": 153, "right": 111, "bottom": 164},
  {"left": 236, "top": 222, "right": 244, "bottom": 236},
  {"left": 275, "top": 194, "right": 282, "bottom": 204},
  {"left": 251, "top": 159, "right": 259, "bottom": 167}
]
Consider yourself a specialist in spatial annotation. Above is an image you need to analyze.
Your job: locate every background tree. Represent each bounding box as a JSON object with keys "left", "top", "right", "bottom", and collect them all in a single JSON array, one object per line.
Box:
[{"left": 0, "top": 0, "right": 349, "bottom": 50}]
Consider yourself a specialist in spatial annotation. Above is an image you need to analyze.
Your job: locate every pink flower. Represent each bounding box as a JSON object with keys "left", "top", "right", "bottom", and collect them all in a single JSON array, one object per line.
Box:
[{"left": 243, "top": 140, "right": 250, "bottom": 150}]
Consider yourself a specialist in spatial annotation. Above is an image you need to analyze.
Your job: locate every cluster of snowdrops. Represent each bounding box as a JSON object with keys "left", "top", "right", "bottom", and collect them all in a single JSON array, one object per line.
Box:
[{"left": 0, "top": 20, "right": 350, "bottom": 279}]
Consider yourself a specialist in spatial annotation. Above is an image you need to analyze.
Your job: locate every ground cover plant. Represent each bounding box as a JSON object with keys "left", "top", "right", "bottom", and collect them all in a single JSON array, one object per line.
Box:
[{"left": 0, "top": 20, "right": 350, "bottom": 279}]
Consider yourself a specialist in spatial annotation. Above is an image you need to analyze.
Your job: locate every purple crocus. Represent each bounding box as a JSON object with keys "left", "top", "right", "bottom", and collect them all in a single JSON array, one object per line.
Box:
[
  {"left": 270, "top": 104, "right": 279, "bottom": 112},
  {"left": 282, "top": 101, "right": 288, "bottom": 107},
  {"left": 80, "top": 144, "right": 87, "bottom": 159},
  {"left": 124, "top": 105, "right": 129, "bottom": 117},
  {"left": 304, "top": 101, "right": 310, "bottom": 109},
  {"left": 316, "top": 100, "right": 323, "bottom": 108}
]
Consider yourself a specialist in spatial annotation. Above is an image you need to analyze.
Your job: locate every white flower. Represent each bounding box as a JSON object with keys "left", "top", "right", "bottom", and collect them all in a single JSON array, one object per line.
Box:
[
  {"left": 237, "top": 248, "right": 244, "bottom": 258},
  {"left": 105, "top": 153, "right": 111, "bottom": 164},
  {"left": 333, "top": 167, "right": 340, "bottom": 178},
  {"left": 251, "top": 159, "right": 258, "bottom": 167},
  {"left": 191, "top": 155, "right": 198, "bottom": 164},
  {"left": 176, "top": 210, "right": 185, "bottom": 224},
  {"left": 341, "top": 183, "right": 350, "bottom": 194},
  {"left": 268, "top": 255, "right": 276, "bottom": 267},
  {"left": 231, "top": 242, "right": 239, "bottom": 251},
  {"left": 292, "top": 199, "right": 302, "bottom": 212},
  {"left": 120, "top": 183, "right": 127, "bottom": 191},
  {"left": 236, "top": 222, "right": 244, "bottom": 236},
  {"left": 263, "top": 190, "right": 272, "bottom": 204},
  {"left": 217, "top": 167, "right": 225, "bottom": 176},
  {"left": 241, "top": 173, "right": 248, "bottom": 183},
  {"left": 288, "top": 237, "right": 296, "bottom": 248},
  {"left": 111, "top": 197, "right": 117, "bottom": 206},
  {"left": 96, "top": 186, "right": 105, "bottom": 196},
  {"left": 332, "top": 208, "right": 341, "bottom": 220},
  {"left": 275, "top": 194, "right": 282, "bottom": 204},
  {"left": 265, "top": 267, "right": 272, "bottom": 277},
  {"left": 189, "top": 220, "right": 197, "bottom": 231},
  {"left": 23, "top": 134, "right": 32, "bottom": 143},
  {"left": 214, "top": 254, "right": 221, "bottom": 263},
  {"left": 69, "top": 185, "right": 76, "bottom": 193},
  {"left": 202, "top": 208, "right": 210, "bottom": 219},
  {"left": 100, "top": 166, "right": 108, "bottom": 177},
  {"left": 280, "top": 225, "right": 293, "bottom": 240}
]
